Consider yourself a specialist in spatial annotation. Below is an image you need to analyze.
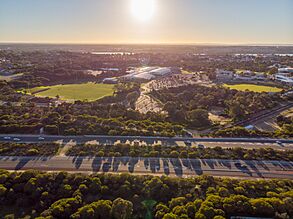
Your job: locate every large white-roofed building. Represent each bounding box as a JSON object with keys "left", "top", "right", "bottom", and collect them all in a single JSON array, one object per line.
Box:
[
  {"left": 278, "top": 67, "right": 293, "bottom": 73},
  {"left": 121, "top": 67, "right": 177, "bottom": 82},
  {"left": 274, "top": 74, "right": 293, "bottom": 85}
]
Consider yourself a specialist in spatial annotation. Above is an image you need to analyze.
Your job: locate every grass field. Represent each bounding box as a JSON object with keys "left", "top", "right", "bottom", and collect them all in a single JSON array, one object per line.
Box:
[
  {"left": 27, "top": 82, "right": 115, "bottom": 101},
  {"left": 223, "top": 84, "right": 283, "bottom": 93}
]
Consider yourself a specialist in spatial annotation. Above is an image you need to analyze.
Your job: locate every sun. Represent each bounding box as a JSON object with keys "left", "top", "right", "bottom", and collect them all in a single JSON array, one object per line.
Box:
[{"left": 131, "top": 0, "right": 156, "bottom": 22}]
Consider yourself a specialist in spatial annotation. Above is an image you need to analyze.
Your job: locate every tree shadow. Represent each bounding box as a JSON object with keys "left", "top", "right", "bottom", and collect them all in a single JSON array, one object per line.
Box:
[
  {"left": 120, "top": 157, "right": 130, "bottom": 166},
  {"left": 149, "top": 157, "right": 160, "bottom": 173},
  {"left": 92, "top": 156, "right": 102, "bottom": 172},
  {"left": 278, "top": 161, "right": 292, "bottom": 170},
  {"left": 15, "top": 157, "right": 31, "bottom": 170},
  {"left": 113, "top": 157, "right": 121, "bottom": 172},
  {"left": 268, "top": 160, "right": 291, "bottom": 171},
  {"left": 128, "top": 157, "right": 138, "bottom": 173},
  {"left": 190, "top": 159, "right": 203, "bottom": 175},
  {"left": 102, "top": 157, "right": 112, "bottom": 172},
  {"left": 205, "top": 159, "right": 216, "bottom": 169},
  {"left": 218, "top": 159, "right": 232, "bottom": 169},
  {"left": 72, "top": 156, "right": 83, "bottom": 169},
  {"left": 162, "top": 158, "right": 170, "bottom": 175},
  {"left": 144, "top": 158, "right": 150, "bottom": 170},
  {"left": 181, "top": 159, "right": 191, "bottom": 169},
  {"left": 170, "top": 158, "right": 182, "bottom": 177},
  {"left": 258, "top": 160, "right": 269, "bottom": 171},
  {"left": 238, "top": 160, "right": 254, "bottom": 177}
]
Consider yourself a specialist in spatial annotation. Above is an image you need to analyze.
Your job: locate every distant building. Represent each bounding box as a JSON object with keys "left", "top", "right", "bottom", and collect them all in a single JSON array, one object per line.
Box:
[
  {"left": 278, "top": 67, "right": 293, "bottom": 73},
  {"left": 254, "top": 73, "right": 266, "bottom": 80},
  {"left": 121, "top": 67, "right": 177, "bottom": 82},
  {"left": 234, "top": 71, "right": 254, "bottom": 81},
  {"left": 216, "top": 69, "right": 234, "bottom": 81},
  {"left": 102, "top": 78, "right": 118, "bottom": 84},
  {"left": 274, "top": 74, "right": 293, "bottom": 86},
  {"left": 234, "top": 71, "right": 267, "bottom": 81}
]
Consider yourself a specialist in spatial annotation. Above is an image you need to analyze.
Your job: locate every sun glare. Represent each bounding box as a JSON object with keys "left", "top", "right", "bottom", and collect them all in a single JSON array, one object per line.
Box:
[{"left": 131, "top": 0, "right": 156, "bottom": 22}]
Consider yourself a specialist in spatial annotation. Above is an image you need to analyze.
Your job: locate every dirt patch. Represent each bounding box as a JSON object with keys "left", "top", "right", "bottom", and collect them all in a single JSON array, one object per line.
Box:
[{"left": 58, "top": 140, "right": 76, "bottom": 156}]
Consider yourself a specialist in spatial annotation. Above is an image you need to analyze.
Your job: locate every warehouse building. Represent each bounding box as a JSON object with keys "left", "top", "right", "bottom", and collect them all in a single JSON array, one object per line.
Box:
[{"left": 121, "top": 67, "right": 178, "bottom": 81}]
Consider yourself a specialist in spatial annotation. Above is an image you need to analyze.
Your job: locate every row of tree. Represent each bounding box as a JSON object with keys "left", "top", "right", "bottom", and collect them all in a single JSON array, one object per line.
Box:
[
  {"left": 213, "top": 125, "right": 293, "bottom": 138},
  {"left": 66, "top": 143, "right": 293, "bottom": 161},
  {"left": 0, "top": 142, "right": 60, "bottom": 156}
]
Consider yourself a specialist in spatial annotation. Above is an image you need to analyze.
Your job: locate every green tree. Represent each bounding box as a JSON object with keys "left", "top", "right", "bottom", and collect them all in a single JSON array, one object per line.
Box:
[
  {"left": 71, "top": 200, "right": 112, "bottom": 219},
  {"left": 162, "top": 213, "right": 177, "bottom": 219},
  {"left": 187, "top": 109, "right": 210, "bottom": 127},
  {"left": 0, "top": 184, "right": 7, "bottom": 196},
  {"left": 111, "top": 198, "right": 133, "bottom": 219}
]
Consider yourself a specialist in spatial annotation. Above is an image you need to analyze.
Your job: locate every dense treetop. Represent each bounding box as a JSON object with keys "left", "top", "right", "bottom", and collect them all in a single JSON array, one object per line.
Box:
[{"left": 0, "top": 170, "right": 292, "bottom": 218}]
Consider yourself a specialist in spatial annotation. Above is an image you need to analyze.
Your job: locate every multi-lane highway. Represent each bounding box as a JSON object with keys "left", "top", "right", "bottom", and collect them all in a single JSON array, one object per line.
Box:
[
  {"left": 1, "top": 134, "right": 293, "bottom": 149},
  {"left": 0, "top": 156, "right": 292, "bottom": 179},
  {"left": 0, "top": 134, "right": 292, "bottom": 178}
]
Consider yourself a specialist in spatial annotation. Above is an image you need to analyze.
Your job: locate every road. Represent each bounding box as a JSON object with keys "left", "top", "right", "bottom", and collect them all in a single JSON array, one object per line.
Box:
[
  {"left": 1, "top": 134, "right": 292, "bottom": 150},
  {"left": 175, "top": 141, "right": 293, "bottom": 150},
  {"left": 233, "top": 102, "right": 293, "bottom": 128},
  {"left": 252, "top": 106, "right": 293, "bottom": 132},
  {"left": 0, "top": 156, "right": 292, "bottom": 179}
]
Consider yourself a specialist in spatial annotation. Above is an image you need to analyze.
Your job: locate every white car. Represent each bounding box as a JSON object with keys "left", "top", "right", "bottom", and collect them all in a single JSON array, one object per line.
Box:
[
  {"left": 3, "top": 136, "right": 11, "bottom": 140},
  {"left": 13, "top": 138, "right": 21, "bottom": 141},
  {"left": 38, "top": 137, "right": 45, "bottom": 140}
]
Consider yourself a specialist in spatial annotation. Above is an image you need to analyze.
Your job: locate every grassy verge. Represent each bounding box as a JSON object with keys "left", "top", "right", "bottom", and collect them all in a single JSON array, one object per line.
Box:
[{"left": 0, "top": 142, "right": 60, "bottom": 156}]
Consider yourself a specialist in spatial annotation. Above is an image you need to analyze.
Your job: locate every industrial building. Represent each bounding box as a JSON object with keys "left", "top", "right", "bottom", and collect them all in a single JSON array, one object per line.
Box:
[
  {"left": 102, "top": 77, "right": 118, "bottom": 84},
  {"left": 274, "top": 67, "right": 293, "bottom": 85},
  {"left": 274, "top": 74, "right": 293, "bottom": 86},
  {"left": 216, "top": 69, "right": 234, "bottom": 81},
  {"left": 121, "top": 67, "right": 178, "bottom": 81},
  {"left": 278, "top": 67, "right": 293, "bottom": 73},
  {"left": 216, "top": 69, "right": 268, "bottom": 82}
]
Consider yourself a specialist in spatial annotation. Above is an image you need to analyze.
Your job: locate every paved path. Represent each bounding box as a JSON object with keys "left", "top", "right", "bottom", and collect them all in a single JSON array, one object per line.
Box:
[{"left": 0, "top": 156, "right": 292, "bottom": 179}]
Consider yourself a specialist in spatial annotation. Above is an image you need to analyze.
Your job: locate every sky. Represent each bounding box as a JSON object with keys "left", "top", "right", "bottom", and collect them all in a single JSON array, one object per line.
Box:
[{"left": 0, "top": 0, "right": 292, "bottom": 45}]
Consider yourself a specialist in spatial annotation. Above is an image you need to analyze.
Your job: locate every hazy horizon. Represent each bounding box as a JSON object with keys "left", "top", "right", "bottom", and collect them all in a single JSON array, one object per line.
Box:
[{"left": 1, "top": 42, "right": 293, "bottom": 47}]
